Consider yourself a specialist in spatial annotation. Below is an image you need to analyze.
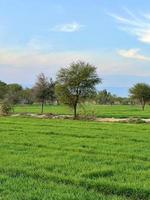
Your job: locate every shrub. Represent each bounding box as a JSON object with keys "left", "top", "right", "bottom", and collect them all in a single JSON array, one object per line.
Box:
[
  {"left": 0, "top": 101, "right": 13, "bottom": 115},
  {"left": 128, "top": 118, "right": 145, "bottom": 124}
]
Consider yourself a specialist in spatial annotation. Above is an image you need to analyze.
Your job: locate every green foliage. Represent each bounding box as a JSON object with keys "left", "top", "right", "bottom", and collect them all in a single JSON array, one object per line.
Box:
[
  {"left": 0, "top": 100, "right": 13, "bottom": 115},
  {"left": 0, "top": 117, "right": 150, "bottom": 200},
  {"left": 115, "top": 97, "right": 131, "bottom": 105},
  {"left": 96, "top": 90, "right": 116, "bottom": 105},
  {"left": 33, "top": 73, "right": 49, "bottom": 102},
  {"left": 0, "top": 81, "right": 24, "bottom": 104},
  {"left": 96, "top": 90, "right": 132, "bottom": 105},
  {"left": 6, "top": 83, "right": 23, "bottom": 105},
  {"left": 21, "top": 88, "right": 34, "bottom": 104},
  {"left": 129, "top": 83, "right": 150, "bottom": 110},
  {"left": 47, "top": 78, "right": 56, "bottom": 104},
  {"left": 56, "top": 61, "right": 101, "bottom": 118},
  {"left": 33, "top": 73, "right": 55, "bottom": 113},
  {"left": 0, "top": 80, "right": 8, "bottom": 99}
]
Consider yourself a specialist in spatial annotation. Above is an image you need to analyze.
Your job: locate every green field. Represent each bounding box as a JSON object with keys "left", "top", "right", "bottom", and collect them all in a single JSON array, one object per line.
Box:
[
  {"left": 14, "top": 104, "right": 150, "bottom": 118},
  {"left": 0, "top": 117, "right": 150, "bottom": 200}
]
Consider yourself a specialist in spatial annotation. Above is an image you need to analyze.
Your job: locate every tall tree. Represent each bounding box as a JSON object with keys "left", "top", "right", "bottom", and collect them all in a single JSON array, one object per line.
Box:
[
  {"left": 33, "top": 73, "right": 50, "bottom": 113},
  {"left": 129, "top": 83, "right": 150, "bottom": 110},
  {"left": 55, "top": 61, "right": 101, "bottom": 118},
  {"left": 33, "top": 74, "right": 55, "bottom": 113}
]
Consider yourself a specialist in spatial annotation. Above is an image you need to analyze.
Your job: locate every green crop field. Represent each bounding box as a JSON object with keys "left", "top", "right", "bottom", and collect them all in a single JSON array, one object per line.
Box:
[
  {"left": 14, "top": 104, "right": 150, "bottom": 118},
  {"left": 0, "top": 117, "right": 150, "bottom": 200}
]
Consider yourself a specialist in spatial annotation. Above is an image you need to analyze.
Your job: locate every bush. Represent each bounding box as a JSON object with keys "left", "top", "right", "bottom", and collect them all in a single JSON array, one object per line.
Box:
[
  {"left": 128, "top": 118, "right": 145, "bottom": 124},
  {"left": 0, "top": 101, "right": 13, "bottom": 115}
]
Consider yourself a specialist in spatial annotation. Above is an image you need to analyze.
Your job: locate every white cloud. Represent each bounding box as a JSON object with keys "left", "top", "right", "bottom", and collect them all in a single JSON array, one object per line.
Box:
[
  {"left": 51, "top": 22, "right": 84, "bottom": 32},
  {"left": 0, "top": 49, "right": 91, "bottom": 69},
  {"left": 118, "top": 48, "right": 150, "bottom": 61},
  {"left": 0, "top": 48, "right": 150, "bottom": 81},
  {"left": 27, "top": 38, "right": 45, "bottom": 51},
  {"left": 109, "top": 9, "right": 150, "bottom": 44},
  {"left": 26, "top": 37, "right": 53, "bottom": 52}
]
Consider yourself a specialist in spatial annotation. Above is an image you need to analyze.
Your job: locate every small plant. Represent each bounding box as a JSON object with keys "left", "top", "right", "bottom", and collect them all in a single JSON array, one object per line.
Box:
[
  {"left": 0, "top": 101, "right": 13, "bottom": 115},
  {"left": 128, "top": 117, "right": 145, "bottom": 124}
]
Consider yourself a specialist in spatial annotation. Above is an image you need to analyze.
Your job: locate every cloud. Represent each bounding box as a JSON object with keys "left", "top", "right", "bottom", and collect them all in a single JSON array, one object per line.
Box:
[
  {"left": 118, "top": 48, "right": 150, "bottom": 61},
  {"left": 109, "top": 8, "right": 150, "bottom": 44},
  {"left": 1, "top": 48, "right": 150, "bottom": 92},
  {"left": 27, "top": 38, "right": 46, "bottom": 51},
  {"left": 1, "top": 48, "right": 150, "bottom": 80},
  {"left": 0, "top": 49, "right": 91, "bottom": 69},
  {"left": 26, "top": 37, "right": 53, "bottom": 52},
  {"left": 51, "top": 22, "right": 84, "bottom": 32},
  {"left": 0, "top": 49, "right": 94, "bottom": 84}
]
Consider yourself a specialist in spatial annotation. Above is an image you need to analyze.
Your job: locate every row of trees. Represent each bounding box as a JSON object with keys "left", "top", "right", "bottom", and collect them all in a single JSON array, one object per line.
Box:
[
  {"left": 96, "top": 90, "right": 133, "bottom": 105},
  {"left": 0, "top": 82, "right": 24, "bottom": 104},
  {"left": 29, "top": 61, "right": 101, "bottom": 118},
  {"left": 0, "top": 61, "right": 100, "bottom": 117},
  {"left": 97, "top": 84, "right": 150, "bottom": 111},
  {"left": 1, "top": 61, "right": 150, "bottom": 117},
  {"left": 0, "top": 77, "right": 55, "bottom": 105}
]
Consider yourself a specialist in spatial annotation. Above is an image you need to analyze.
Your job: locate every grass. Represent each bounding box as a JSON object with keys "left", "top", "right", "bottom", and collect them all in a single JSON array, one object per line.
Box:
[
  {"left": 14, "top": 104, "right": 150, "bottom": 118},
  {"left": 0, "top": 117, "right": 150, "bottom": 199}
]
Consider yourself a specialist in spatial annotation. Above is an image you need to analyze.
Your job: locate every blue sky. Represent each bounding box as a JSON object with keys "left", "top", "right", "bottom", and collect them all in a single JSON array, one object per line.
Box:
[{"left": 0, "top": 0, "right": 150, "bottom": 96}]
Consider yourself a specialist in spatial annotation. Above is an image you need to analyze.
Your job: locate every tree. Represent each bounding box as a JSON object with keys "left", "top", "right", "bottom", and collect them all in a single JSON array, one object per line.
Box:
[
  {"left": 47, "top": 78, "right": 56, "bottom": 104},
  {"left": 55, "top": 61, "right": 101, "bottom": 118},
  {"left": 33, "top": 73, "right": 54, "bottom": 113},
  {"left": 129, "top": 83, "right": 150, "bottom": 110},
  {"left": 0, "top": 81, "right": 8, "bottom": 100},
  {"left": 115, "top": 97, "right": 131, "bottom": 105},
  {"left": 96, "top": 90, "right": 115, "bottom": 105},
  {"left": 0, "top": 100, "right": 13, "bottom": 115},
  {"left": 22, "top": 88, "right": 34, "bottom": 104},
  {"left": 6, "top": 83, "right": 23, "bottom": 104}
]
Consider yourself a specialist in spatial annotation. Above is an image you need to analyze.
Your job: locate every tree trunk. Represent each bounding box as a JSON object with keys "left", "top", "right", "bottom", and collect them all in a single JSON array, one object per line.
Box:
[
  {"left": 142, "top": 103, "right": 145, "bottom": 111},
  {"left": 141, "top": 98, "right": 145, "bottom": 111},
  {"left": 73, "top": 94, "right": 79, "bottom": 119},
  {"left": 73, "top": 104, "right": 77, "bottom": 119},
  {"left": 56, "top": 98, "right": 60, "bottom": 105},
  {"left": 41, "top": 102, "right": 44, "bottom": 114}
]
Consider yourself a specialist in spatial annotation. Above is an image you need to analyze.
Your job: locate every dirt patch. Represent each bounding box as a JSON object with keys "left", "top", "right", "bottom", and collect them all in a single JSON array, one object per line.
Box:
[
  {"left": 95, "top": 118, "right": 127, "bottom": 122},
  {"left": 10, "top": 113, "right": 150, "bottom": 123}
]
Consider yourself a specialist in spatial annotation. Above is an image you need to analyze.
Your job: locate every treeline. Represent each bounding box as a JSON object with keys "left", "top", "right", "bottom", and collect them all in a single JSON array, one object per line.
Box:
[
  {"left": 96, "top": 90, "right": 133, "bottom": 105},
  {"left": 0, "top": 76, "right": 56, "bottom": 114},
  {"left": 0, "top": 61, "right": 150, "bottom": 117},
  {"left": 0, "top": 81, "right": 133, "bottom": 106}
]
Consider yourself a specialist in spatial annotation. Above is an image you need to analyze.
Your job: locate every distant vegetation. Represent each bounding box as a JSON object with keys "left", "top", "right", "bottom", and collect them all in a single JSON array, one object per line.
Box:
[{"left": 1, "top": 60, "right": 150, "bottom": 117}]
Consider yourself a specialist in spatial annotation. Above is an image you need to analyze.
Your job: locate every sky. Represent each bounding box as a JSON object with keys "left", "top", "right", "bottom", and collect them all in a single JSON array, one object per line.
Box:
[{"left": 0, "top": 0, "right": 150, "bottom": 96}]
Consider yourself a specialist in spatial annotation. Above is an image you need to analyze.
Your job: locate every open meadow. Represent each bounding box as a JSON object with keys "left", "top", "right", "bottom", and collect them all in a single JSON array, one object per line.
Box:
[
  {"left": 0, "top": 117, "right": 150, "bottom": 200},
  {"left": 14, "top": 104, "right": 150, "bottom": 119}
]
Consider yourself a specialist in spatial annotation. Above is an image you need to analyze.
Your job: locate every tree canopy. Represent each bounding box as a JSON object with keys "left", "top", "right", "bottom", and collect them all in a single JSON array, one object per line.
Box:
[
  {"left": 33, "top": 73, "right": 55, "bottom": 113},
  {"left": 129, "top": 83, "right": 150, "bottom": 110},
  {"left": 55, "top": 61, "right": 101, "bottom": 118}
]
